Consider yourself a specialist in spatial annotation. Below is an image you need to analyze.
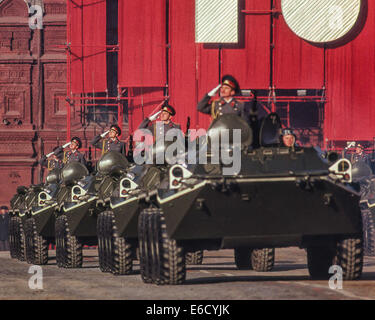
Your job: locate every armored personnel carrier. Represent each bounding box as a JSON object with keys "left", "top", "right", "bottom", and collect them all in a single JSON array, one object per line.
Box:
[
  {"left": 23, "top": 169, "right": 62, "bottom": 265},
  {"left": 138, "top": 114, "right": 363, "bottom": 285},
  {"left": 97, "top": 141, "right": 205, "bottom": 275},
  {"left": 55, "top": 152, "right": 129, "bottom": 268}
]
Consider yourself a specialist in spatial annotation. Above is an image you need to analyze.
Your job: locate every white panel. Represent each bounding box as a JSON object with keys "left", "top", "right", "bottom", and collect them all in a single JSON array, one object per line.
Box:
[
  {"left": 195, "top": 0, "right": 238, "bottom": 43},
  {"left": 281, "top": 0, "right": 361, "bottom": 43}
]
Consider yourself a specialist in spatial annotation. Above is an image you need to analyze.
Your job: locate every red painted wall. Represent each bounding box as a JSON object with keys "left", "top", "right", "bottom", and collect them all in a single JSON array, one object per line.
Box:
[{"left": 69, "top": 0, "right": 375, "bottom": 142}]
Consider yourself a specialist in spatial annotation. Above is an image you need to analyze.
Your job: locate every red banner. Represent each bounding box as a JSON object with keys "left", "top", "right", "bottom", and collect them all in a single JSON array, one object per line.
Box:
[{"left": 118, "top": 0, "right": 166, "bottom": 87}]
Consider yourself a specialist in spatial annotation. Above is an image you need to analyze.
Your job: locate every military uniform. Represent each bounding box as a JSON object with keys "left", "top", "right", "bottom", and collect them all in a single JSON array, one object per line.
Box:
[
  {"left": 138, "top": 118, "right": 181, "bottom": 137},
  {"left": 350, "top": 153, "right": 371, "bottom": 167},
  {"left": 39, "top": 157, "right": 64, "bottom": 170},
  {"left": 64, "top": 150, "right": 87, "bottom": 166},
  {"left": 197, "top": 94, "right": 248, "bottom": 121},
  {"left": 91, "top": 135, "right": 126, "bottom": 155}
]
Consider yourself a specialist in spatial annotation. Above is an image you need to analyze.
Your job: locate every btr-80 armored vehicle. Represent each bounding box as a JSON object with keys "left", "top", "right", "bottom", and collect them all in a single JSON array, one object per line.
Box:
[
  {"left": 55, "top": 152, "right": 129, "bottom": 268},
  {"left": 138, "top": 114, "right": 363, "bottom": 285},
  {"left": 23, "top": 169, "right": 62, "bottom": 265},
  {"left": 96, "top": 142, "right": 205, "bottom": 276}
]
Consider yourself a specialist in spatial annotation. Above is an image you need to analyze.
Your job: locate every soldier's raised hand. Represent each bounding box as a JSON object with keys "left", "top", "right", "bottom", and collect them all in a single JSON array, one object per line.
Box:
[
  {"left": 149, "top": 110, "right": 162, "bottom": 121},
  {"left": 208, "top": 84, "right": 221, "bottom": 97},
  {"left": 100, "top": 130, "right": 110, "bottom": 138},
  {"left": 62, "top": 142, "right": 71, "bottom": 148}
]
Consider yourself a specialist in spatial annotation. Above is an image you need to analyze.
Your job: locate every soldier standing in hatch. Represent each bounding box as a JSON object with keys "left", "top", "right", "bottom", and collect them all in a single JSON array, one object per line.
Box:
[
  {"left": 280, "top": 128, "right": 299, "bottom": 148},
  {"left": 54, "top": 137, "right": 86, "bottom": 166},
  {"left": 197, "top": 75, "right": 249, "bottom": 122},
  {"left": 350, "top": 143, "right": 371, "bottom": 167},
  {"left": 39, "top": 146, "right": 65, "bottom": 170},
  {"left": 91, "top": 124, "right": 126, "bottom": 156},
  {"left": 138, "top": 104, "right": 181, "bottom": 137}
]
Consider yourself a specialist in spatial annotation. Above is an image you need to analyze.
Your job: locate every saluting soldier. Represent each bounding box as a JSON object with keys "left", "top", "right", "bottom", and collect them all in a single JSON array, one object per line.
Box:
[
  {"left": 197, "top": 75, "right": 248, "bottom": 122},
  {"left": 56, "top": 137, "right": 86, "bottom": 166},
  {"left": 90, "top": 124, "right": 126, "bottom": 156},
  {"left": 39, "top": 146, "right": 64, "bottom": 171},
  {"left": 350, "top": 143, "right": 371, "bottom": 167},
  {"left": 138, "top": 104, "right": 181, "bottom": 137}
]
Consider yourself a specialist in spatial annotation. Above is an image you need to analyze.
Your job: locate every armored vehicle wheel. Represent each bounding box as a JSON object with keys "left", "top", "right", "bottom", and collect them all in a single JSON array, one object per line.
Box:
[
  {"left": 139, "top": 208, "right": 186, "bottom": 285},
  {"left": 108, "top": 211, "right": 133, "bottom": 275},
  {"left": 138, "top": 208, "right": 157, "bottom": 283},
  {"left": 337, "top": 237, "right": 363, "bottom": 280},
  {"left": 234, "top": 248, "right": 253, "bottom": 270},
  {"left": 25, "top": 218, "right": 48, "bottom": 265},
  {"left": 14, "top": 217, "right": 26, "bottom": 261},
  {"left": 185, "top": 250, "right": 204, "bottom": 265},
  {"left": 307, "top": 237, "right": 363, "bottom": 280},
  {"left": 97, "top": 212, "right": 111, "bottom": 272},
  {"left": 362, "top": 210, "right": 375, "bottom": 256},
  {"left": 56, "top": 215, "right": 83, "bottom": 268},
  {"left": 25, "top": 219, "right": 34, "bottom": 264},
  {"left": 251, "top": 248, "right": 275, "bottom": 272},
  {"left": 55, "top": 215, "right": 66, "bottom": 268},
  {"left": 9, "top": 216, "right": 18, "bottom": 259}
]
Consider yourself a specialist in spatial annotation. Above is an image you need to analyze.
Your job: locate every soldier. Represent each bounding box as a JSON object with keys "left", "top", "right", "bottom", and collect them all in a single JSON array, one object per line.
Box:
[
  {"left": 280, "top": 128, "right": 298, "bottom": 148},
  {"left": 90, "top": 124, "right": 126, "bottom": 156},
  {"left": 349, "top": 143, "right": 370, "bottom": 167},
  {"left": 138, "top": 104, "right": 181, "bottom": 137},
  {"left": 54, "top": 137, "right": 86, "bottom": 166},
  {"left": 39, "top": 146, "right": 64, "bottom": 170},
  {"left": 197, "top": 75, "right": 248, "bottom": 122}
]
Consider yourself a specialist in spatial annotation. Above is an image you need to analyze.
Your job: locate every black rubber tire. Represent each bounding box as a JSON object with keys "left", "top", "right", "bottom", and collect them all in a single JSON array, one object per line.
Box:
[
  {"left": 25, "top": 218, "right": 34, "bottom": 264},
  {"left": 8, "top": 216, "right": 18, "bottom": 259},
  {"left": 362, "top": 209, "right": 375, "bottom": 256},
  {"left": 26, "top": 218, "right": 48, "bottom": 265},
  {"left": 97, "top": 212, "right": 111, "bottom": 272},
  {"left": 55, "top": 215, "right": 66, "bottom": 268},
  {"left": 138, "top": 208, "right": 153, "bottom": 283},
  {"left": 251, "top": 248, "right": 275, "bottom": 272},
  {"left": 156, "top": 211, "right": 185, "bottom": 285},
  {"left": 337, "top": 237, "right": 363, "bottom": 280},
  {"left": 307, "top": 237, "right": 363, "bottom": 280},
  {"left": 55, "top": 215, "right": 82, "bottom": 268},
  {"left": 109, "top": 211, "right": 133, "bottom": 275},
  {"left": 234, "top": 248, "right": 253, "bottom": 270},
  {"left": 185, "top": 250, "right": 204, "bottom": 265},
  {"left": 14, "top": 217, "right": 26, "bottom": 261},
  {"left": 139, "top": 207, "right": 186, "bottom": 285}
]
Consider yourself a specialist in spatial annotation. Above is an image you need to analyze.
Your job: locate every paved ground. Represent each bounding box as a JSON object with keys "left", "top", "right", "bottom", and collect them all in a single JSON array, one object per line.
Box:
[{"left": 1, "top": 247, "right": 375, "bottom": 300}]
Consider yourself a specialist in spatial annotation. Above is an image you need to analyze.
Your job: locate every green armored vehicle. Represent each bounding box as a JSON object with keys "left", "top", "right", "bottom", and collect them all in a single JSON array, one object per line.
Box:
[
  {"left": 23, "top": 169, "right": 62, "bottom": 265},
  {"left": 97, "top": 142, "right": 205, "bottom": 276},
  {"left": 138, "top": 114, "right": 363, "bottom": 285},
  {"left": 55, "top": 152, "right": 129, "bottom": 268}
]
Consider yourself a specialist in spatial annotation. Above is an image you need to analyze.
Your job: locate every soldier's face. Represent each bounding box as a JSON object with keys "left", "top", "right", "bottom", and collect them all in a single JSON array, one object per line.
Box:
[
  {"left": 356, "top": 147, "right": 363, "bottom": 154},
  {"left": 220, "top": 85, "right": 235, "bottom": 98},
  {"left": 70, "top": 141, "right": 79, "bottom": 151},
  {"left": 109, "top": 129, "right": 118, "bottom": 139},
  {"left": 283, "top": 135, "right": 295, "bottom": 147},
  {"left": 160, "top": 110, "right": 171, "bottom": 122}
]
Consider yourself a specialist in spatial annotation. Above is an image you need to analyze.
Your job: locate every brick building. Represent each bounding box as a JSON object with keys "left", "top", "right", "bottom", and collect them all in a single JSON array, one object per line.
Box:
[{"left": 0, "top": 0, "right": 67, "bottom": 205}]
